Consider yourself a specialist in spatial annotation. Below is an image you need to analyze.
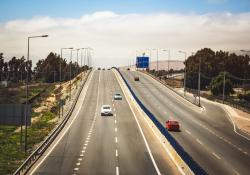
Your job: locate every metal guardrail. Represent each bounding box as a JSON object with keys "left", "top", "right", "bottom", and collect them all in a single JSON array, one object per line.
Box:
[
  {"left": 116, "top": 68, "right": 208, "bottom": 175},
  {"left": 13, "top": 70, "right": 91, "bottom": 175}
]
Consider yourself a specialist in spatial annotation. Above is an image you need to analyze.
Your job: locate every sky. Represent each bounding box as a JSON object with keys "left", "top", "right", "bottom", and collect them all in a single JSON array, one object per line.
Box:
[{"left": 0, "top": 0, "right": 250, "bottom": 68}]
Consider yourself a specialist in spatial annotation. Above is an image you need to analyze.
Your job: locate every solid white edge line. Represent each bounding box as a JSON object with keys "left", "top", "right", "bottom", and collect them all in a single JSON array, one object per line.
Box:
[
  {"left": 114, "top": 70, "right": 161, "bottom": 175},
  {"left": 222, "top": 105, "right": 250, "bottom": 141},
  {"left": 30, "top": 71, "right": 95, "bottom": 174}
]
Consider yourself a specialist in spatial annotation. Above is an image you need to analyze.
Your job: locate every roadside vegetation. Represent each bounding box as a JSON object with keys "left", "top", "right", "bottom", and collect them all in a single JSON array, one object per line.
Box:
[
  {"left": 146, "top": 48, "right": 250, "bottom": 112},
  {"left": 0, "top": 52, "right": 90, "bottom": 174}
]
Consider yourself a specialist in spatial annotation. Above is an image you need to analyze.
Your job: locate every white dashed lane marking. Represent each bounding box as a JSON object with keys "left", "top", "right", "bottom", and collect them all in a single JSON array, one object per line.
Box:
[
  {"left": 212, "top": 152, "right": 221, "bottom": 160},
  {"left": 116, "top": 149, "right": 118, "bottom": 157},
  {"left": 185, "top": 129, "right": 191, "bottom": 135},
  {"left": 196, "top": 139, "right": 203, "bottom": 145},
  {"left": 116, "top": 166, "right": 119, "bottom": 175}
]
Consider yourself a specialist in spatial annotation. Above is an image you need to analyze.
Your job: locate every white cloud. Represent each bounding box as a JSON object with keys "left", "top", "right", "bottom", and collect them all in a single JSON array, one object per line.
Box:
[{"left": 0, "top": 11, "right": 250, "bottom": 68}]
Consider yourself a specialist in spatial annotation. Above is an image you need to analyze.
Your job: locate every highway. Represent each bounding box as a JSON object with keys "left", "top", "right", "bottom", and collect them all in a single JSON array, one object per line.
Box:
[
  {"left": 120, "top": 70, "right": 250, "bottom": 175},
  {"left": 28, "top": 70, "right": 179, "bottom": 175}
]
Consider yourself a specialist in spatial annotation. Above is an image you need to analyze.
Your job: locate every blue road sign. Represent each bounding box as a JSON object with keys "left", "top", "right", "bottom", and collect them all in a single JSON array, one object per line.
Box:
[{"left": 136, "top": 57, "right": 149, "bottom": 68}]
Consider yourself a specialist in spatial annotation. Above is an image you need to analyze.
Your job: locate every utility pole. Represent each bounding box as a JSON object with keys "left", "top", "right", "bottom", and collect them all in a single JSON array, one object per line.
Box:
[
  {"left": 60, "top": 47, "right": 73, "bottom": 117},
  {"left": 168, "top": 49, "right": 170, "bottom": 77},
  {"left": 156, "top": 49, "right": 159, "bottom": 71},
  {"left": 198, "top": 56, "right": 201, "bottom": 107},
  {"left": 179, "top": 51, "right": 187, "bottom": 96},
  {"left": 26, "top": 34, "right": 48, "bottom": 153},
  {"left": 70, "top": 49, "right": 72, "bottom": 101},
  {"left": 222, "top": 71, "right": 226, "bottom": 104}
]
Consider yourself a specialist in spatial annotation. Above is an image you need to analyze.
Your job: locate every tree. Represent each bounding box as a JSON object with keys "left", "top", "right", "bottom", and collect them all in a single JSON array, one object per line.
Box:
[
  {"left": 0, "top": 53, "right": 4, "bottom": 81},
  {"left": 185, "top": 48, "right": 250, "bottom": 90},
  {"left": 210, "top": 72, "right": 234, "bottom": 96}
]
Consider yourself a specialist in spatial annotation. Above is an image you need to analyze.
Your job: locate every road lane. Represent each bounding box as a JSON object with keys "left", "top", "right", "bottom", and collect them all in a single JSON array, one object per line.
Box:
[
  {"left": 78, "top": 70, "right": 160, "bottom": 174},
  {"left": 29, "top": 70, "right": 180, "bottom": 175},
  {"left": 30, "top": 71, "right": 100, "bottom": 174},
  {"left": 121, "top": 70, "right": 250, "bottom": 175}
]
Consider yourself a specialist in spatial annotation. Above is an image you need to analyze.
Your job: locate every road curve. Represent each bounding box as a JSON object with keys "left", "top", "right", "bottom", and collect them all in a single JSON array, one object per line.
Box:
[{"left": 121, "top": 70, "right": 250, "bottom": 175}]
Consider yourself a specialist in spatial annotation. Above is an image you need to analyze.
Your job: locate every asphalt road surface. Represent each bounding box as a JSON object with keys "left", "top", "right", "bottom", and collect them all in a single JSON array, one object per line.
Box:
[
  {"left": 28, "top": 70, "right": 179, "bottom": 175},
  {"left": 121, "top": 70, "right": 250, "bottom": 175}
]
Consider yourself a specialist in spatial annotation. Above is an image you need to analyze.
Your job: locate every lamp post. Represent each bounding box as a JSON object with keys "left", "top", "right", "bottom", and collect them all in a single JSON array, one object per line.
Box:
[
  {"left": 146, "top": 48, "right": 152, "bottom": 70},
  {"left": 152, "top": 49, "right": 159, "bottom": 71},
  {"left": 69, "top": 49, "right": 73, "bottom": 101},
  {"left": 25, "top": 34, "right": 48, "bottom": 153},
  {"left": 162, "top": 49, "right": 170, "bottom": 76},
  {"left": 240, "top": 50, "right": 250, "bottom": 96},
  {"left": 179, "top": 51, "right": 187, "bottom": 96},
  {"left": 80, "top": 48, "right": 88, "bottom": 80},
  {"left": 87, "top": 47, "right": 93, "bottom": 68},
  {"left": 60, "top": 47, "right": 73, "bottom": 116},
  {"left": 198, "top": 56, "right": 201, "bottom": 107}
]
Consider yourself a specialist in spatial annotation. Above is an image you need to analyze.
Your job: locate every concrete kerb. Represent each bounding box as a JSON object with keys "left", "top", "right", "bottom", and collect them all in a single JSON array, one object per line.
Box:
[{"left": 113, "top": 69, "right": 194, "bottom": 175}]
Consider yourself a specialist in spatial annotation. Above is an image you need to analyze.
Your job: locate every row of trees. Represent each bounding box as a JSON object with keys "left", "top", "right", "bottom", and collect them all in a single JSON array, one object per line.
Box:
[
  {"left": 185, "top": 48, "right": 250, "bottom": 90},
  {"left": 0, "top": 53, "right": 32, "bottom": 82},
  {"left": 0, "top": 52, "right": 89, "bottom": 84}
]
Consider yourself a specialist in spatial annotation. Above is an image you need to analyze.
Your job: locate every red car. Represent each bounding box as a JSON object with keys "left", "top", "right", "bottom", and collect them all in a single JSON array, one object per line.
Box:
[{"left": 166, "top": 120, "right": 180, "bottom": 131}]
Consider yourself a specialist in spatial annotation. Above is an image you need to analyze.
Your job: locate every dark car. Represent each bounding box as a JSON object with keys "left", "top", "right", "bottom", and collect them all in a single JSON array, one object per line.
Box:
[{"left": 134, "top": 76, "right": 139, "bottom": 81}]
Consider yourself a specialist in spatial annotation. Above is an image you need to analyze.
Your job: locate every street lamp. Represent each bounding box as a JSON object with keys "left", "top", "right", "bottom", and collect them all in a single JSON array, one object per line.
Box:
[
  {"left": 152, "top": 49, "right": 159, "bottom": 71},
  {"left": 240, "top": 50, "right": 250, "bottom": 95},
  {"left": 60, "top": 47, "right": 73, "bottom": 84},
  {"left": 87, "top": 47, "right": 93, "bottom": 68},
  {"left": 80, "top": 48, "right": 88, "bottom": 79},
  {"left": 60, "top": 47, "right": 73, "bottom": 116},
  {"left": 179, "top": 51, "right": 187, "bottom": 97},
  {"left": 162, "top": 49, "right": 170, "bottom": 76},
  {"left": 25, "top": 34, "right": 48, "bottom": 153},
  {"left": 146, "top": 48, "right": 152, "bottom": 70}
]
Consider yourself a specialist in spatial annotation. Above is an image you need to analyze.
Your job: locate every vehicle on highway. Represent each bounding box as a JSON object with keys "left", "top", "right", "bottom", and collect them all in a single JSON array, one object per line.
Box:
[
  {"left": 127, "top": 68, "right": 130, "bottom": 71},
  {"left": 134, "top": 76, "right": 139, "bottom": 81},
  {"left": 114, "top": 93, "right": 122, "bottom": 100},
  {"left": 98, "top": 67, "right": 101, "bottom": 70},
  {"left": 102, "top": 68, "right": 105, "bottom": 70},
  {"left": 101, "top": 105, "right": 112, "bottom": 116},
  {"left": 166, "top": 120, "right": 180, "bottom": 131}
]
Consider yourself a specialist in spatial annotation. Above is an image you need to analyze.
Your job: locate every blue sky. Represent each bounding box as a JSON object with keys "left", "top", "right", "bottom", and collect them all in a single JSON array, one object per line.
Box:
[{"left": 1, "top": 0, "right": 250, "bottom": 22}]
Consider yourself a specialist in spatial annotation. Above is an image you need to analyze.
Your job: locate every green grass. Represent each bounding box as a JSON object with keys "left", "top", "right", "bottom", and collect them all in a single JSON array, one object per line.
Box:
[
  {"left": 0, "top": 111, "right": 57, "bottom": 174},
  {"left": 0, "top": 84, "right": 57, "bottom": 174}
]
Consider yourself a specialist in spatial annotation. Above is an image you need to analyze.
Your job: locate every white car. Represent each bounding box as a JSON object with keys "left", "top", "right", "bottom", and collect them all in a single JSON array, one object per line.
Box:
[
  {"left": 114, "top": 93, "right": 122, "bottom": 100},
  {"left": 101, "top": 105, "right": 112, "bottom": 116}
]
